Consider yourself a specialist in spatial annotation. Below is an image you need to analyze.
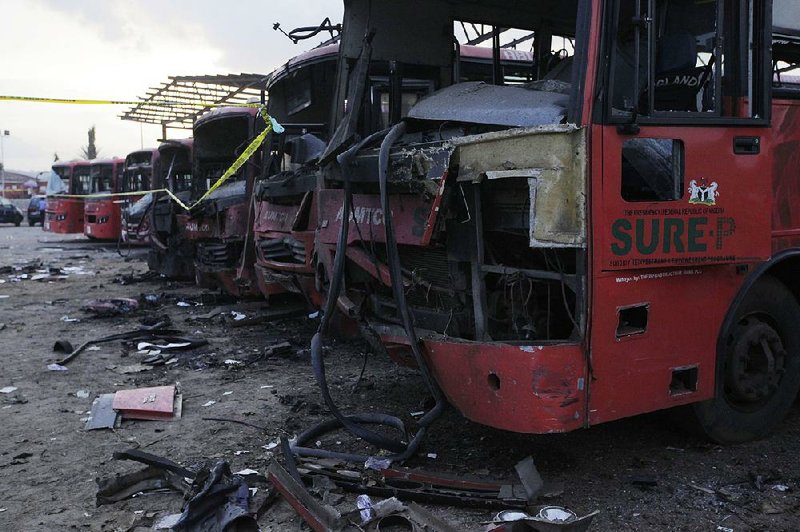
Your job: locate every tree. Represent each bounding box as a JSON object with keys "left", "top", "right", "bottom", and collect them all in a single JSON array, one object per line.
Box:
[{"left": 80, "top": 126, "right": 99, "bottom": 160}]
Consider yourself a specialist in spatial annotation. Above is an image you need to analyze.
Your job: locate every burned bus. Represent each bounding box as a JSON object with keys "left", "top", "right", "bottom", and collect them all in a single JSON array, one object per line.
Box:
[
  {"left": 183, "top": 106, "right": 266, "bottom": 297},
  {"left": 84, "top": 158, "right": 125, "bottom": 240},
  {"left": 253, "top": 41, "right": 535, "bottom": 306},
  {"left": 147, "top": 139, "right": 194, "bottom": 279},
  {"left": 253, "top": 43, "right": 339, "bottom": 304},
  {"left": 121, "top": 148, "right": 160, "bottom": 245},
  {"left": 45, "top": 160, "right": 90, "bottom": 234},
  {"left": 310, "top": 0, "right": 800, "bottom": 445}
]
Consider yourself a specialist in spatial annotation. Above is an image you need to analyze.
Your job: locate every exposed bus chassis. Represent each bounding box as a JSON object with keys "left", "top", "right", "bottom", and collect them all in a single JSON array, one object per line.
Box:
[{"left": 322, "top": 124, "right": 588, "bottom": 433}]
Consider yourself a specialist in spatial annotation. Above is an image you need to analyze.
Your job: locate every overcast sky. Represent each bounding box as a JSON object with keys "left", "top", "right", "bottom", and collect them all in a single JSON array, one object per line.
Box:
[{"left": 0, "top": 0, "right": 342, "bottom": 172}]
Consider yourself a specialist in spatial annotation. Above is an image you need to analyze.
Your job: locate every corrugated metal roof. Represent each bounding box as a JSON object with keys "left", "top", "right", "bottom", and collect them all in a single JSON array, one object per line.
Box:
[{"left": 120, "top": 73, "right": 269, "bottom": 130}]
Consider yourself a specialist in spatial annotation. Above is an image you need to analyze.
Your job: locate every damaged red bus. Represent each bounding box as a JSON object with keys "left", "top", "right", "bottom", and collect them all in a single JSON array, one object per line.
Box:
[
  {"left": 253, "top": 43, "right": 339, "bottom": 304},
  {"left": 84, "top": 157, "right": 125, "bottom": 240},
  {"left": 121, "top": 148, "right": 161, "bottom": 245},
  {"left": 253, "top": 42, "right": 536, "bottom": 306},
  {"left": 147, "top": 139, "right": 194, "bottom": 279},
  {"left": 308, "top": 0, "right": 800, "bottom": 445},
  {"left": 183, "top": 106, "right": 266, "bottom": 297},
  {"left": 45, "top": 160, "right": 90, "bottom": 234}
]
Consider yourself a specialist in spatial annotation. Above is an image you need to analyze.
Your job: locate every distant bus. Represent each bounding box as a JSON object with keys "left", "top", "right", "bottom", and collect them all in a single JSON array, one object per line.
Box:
[
  {"left": 44, "top": 160, "right": 89, "bottom": 234},
  {"left": 84, "top": 158, "right": 125, "bottom": 240}
]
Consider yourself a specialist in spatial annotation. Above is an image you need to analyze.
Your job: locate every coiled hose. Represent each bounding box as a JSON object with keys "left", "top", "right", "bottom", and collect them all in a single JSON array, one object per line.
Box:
[{"left": 294, "top": 122, "right": 446, "bottom": 463}]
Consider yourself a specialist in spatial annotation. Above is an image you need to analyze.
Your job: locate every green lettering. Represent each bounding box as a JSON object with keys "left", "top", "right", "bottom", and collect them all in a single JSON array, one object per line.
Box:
[
  {"left": 662, "top": 218, "right": 685, "bottom": 253},
  {"left": 716, "top": 217, "right": 736, "bottom": 250},
  {"left": 688, "top": 217, "right": 707, "bottom": 252},
  {"left": 611, "top": 219, "right": 632, "bottom": 256},
  {"left": 635, "top": 219, "right": 659, "bottom": 255}
]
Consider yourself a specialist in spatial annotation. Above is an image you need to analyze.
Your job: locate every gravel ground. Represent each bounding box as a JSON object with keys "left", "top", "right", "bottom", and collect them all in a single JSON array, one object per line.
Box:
[{"left": 0, "top": 224, "right": 798, "bottom": 531}]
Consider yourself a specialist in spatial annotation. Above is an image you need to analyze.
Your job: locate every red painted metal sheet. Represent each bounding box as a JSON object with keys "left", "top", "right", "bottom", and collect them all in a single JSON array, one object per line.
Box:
[
  {"left": 318, "top": 190, "right": 431, "bottom": 246},
  {"left": 254, "top": 200, "right": 299, "bottom": 233},
  {"left": 423, "top": 339, "right": 586, "bottom": 433},
  {"left": 771, "top": 101, "right": 800, "bottom": 254},
  {"left": 598, "top": 125, "right": 771, "bottom": 271},
  {"left": 45, "top": 197, "right": 85, "bottom": 234},
  {"left": 112, "top": 385, "right": 176, "bottom": 421},
  {"left": 84, "top": 198, "right": 122, "bottom": 240},
  {"left": 179, "top": 214, "right": 214, "bottom": 240}
]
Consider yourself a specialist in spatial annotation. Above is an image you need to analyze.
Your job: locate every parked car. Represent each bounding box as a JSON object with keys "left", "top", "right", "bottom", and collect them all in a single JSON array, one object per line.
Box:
[
  {"left": 27, "top": 195, "right": 46, "bottom": 226},
  {"left": 0, "top": 197, "right": 23, "bottom": 226}
]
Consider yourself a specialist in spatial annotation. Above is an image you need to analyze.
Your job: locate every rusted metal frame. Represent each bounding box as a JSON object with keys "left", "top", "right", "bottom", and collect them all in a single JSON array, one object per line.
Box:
[
  {"left": 472, "top": 184, "right": 489, "bottom": 340},
  {"left": 383, "top": 467, "right": 518, "bottom": 493},
  {"left": 481, "top": 263, "right": 578, "bottom": 291},
  {"left": 307, "top": 472, "right": 527, "bottom": 510},
  {"left": 267, "top": 462, "right": 342, "bottom": 532}
]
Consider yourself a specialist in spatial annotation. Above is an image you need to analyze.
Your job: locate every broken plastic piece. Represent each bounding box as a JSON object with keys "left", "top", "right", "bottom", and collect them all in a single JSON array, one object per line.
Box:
[{"left": 356, "top": 494, "right": 374, "bottom": 523}]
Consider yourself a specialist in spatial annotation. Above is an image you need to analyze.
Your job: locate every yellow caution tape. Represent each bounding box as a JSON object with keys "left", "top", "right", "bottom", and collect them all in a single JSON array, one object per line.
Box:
[{"left": 48, "top": 107, "right": 284, "bottom": 212}]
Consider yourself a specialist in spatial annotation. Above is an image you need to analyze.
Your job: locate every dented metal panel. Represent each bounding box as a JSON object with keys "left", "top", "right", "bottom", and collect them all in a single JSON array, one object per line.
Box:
[{"left": 453, "top": 125, "right": 587, "bottom": 247}]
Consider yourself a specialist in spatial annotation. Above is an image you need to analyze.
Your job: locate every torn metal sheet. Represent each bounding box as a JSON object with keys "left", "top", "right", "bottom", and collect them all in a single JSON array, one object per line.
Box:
[
  {"left": 454, "top": 125, "right": 587, "bottom": 247},
  {"left": 112, "top": 385, "right": 182, "bottom": 421},
  {"left": 85, "top": 393, "right": 120, "bottom": 430}
]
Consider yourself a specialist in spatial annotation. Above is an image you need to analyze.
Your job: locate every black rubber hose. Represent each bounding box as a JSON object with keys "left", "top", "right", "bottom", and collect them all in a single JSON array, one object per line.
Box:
[
  {"left": 309, "top": 128, "right": 410, "bottom": 455},
  {"left": 377, "top": 122, "right": 446, "bottom": 429},
  {"left": 302, "top": 122, "right": 445, "bottom": 463}
]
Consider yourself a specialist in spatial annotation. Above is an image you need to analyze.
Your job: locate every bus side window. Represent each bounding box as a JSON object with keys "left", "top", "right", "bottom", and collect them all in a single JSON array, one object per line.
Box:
[{"left": 621, "top": 138, "right": 684, "bottom": 202}]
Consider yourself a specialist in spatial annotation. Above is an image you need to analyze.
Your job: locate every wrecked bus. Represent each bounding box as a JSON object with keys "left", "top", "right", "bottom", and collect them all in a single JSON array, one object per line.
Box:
[
  {"left": 121, "top": 148, "right": 161, "bottom": 245},
  {"left": 253, "top": 43, "right": 340, "bottom": 304},
  {"left": 147, "top": 139, "right": 194, "bottom": 279},
  {"left": 312, "top": 0, "right": 800, "bottom": 444},
  {"left": 84, "top": 158, "right": 125, "bottom": 240},
  {"left": 45, "top": 160, "right": 90, "bottom": 234},
  {"left": 253, "top": 41, "right": 537, "bottom": 307},
  {"left": 183, "top": 106, "right": 265, "bottom": 297}
]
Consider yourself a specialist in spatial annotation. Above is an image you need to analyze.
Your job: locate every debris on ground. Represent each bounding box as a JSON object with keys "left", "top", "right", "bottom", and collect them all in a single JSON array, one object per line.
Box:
[
  {"left": 51, "top": 319, "right": 207, "bottom": 366},
  {"left": 112, "top": 384, "right": 182, "bottom": 421},
  {"left": 81, "top": 297, "right": 140, "bottom": 317},
  {"left": 85, "top": 393, "right": 119, "bottom": 430}
]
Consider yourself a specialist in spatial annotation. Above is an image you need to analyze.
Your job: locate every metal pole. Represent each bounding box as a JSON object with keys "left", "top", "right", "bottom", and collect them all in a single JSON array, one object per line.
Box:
[{"left": 0, "top": 131, "right": 7, "bottom": 198}]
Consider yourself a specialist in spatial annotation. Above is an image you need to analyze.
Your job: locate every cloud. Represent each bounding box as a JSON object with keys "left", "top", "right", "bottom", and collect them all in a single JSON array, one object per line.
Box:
[{"left": 1, "top": 0, "right": 341, "bottom": 171}]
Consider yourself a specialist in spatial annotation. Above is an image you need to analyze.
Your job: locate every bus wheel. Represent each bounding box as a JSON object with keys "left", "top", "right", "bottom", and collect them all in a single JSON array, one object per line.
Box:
[{"left": 692, "top": 276, "right": 800, "bottom": 443}]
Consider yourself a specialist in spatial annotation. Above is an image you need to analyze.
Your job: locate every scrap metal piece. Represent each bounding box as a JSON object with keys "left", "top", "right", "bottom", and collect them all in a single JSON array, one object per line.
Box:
[
  {"left": 113, "top": 448, "right": 195, "bottom": 479},
  {"left": 267, "top": 462, "right": 343, "bottom": 532},
  {"left": 96, "top": 466, "right": 186, "bottom": 506},
  {"left": 299, "top": 460, "right": 528, "bottom": 509},
  {"left": 173, "top": 461, "right": 258, "bottom": 532},
  {"left": 85, "top": 393, "right": 119, "bottom": 430}
]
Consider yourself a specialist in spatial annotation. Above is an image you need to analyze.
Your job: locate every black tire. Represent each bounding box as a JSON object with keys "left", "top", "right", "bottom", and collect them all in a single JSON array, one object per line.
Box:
[
  {"left": 14, "top": 218, "right": 21, "bottom": 227},
  {"left": 28, "top": 219, "right": 34, "bottom": 227},
  {"left": 691, "top": 276, "right": 800, "bottom": 443}
]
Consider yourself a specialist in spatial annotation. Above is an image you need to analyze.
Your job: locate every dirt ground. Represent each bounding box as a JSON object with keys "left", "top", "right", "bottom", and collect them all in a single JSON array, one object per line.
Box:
[{"left": 1, "top": 224, "right": 799, "bottom": 532}]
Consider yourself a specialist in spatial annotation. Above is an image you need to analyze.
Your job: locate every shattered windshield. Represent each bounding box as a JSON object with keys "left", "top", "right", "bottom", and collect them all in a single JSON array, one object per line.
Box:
[
  {"left": 324, "top": 0, "right": 584, "bottom": 157},
  {"left": 193, "top": 114, "right": 261, "bottom": 199}
]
